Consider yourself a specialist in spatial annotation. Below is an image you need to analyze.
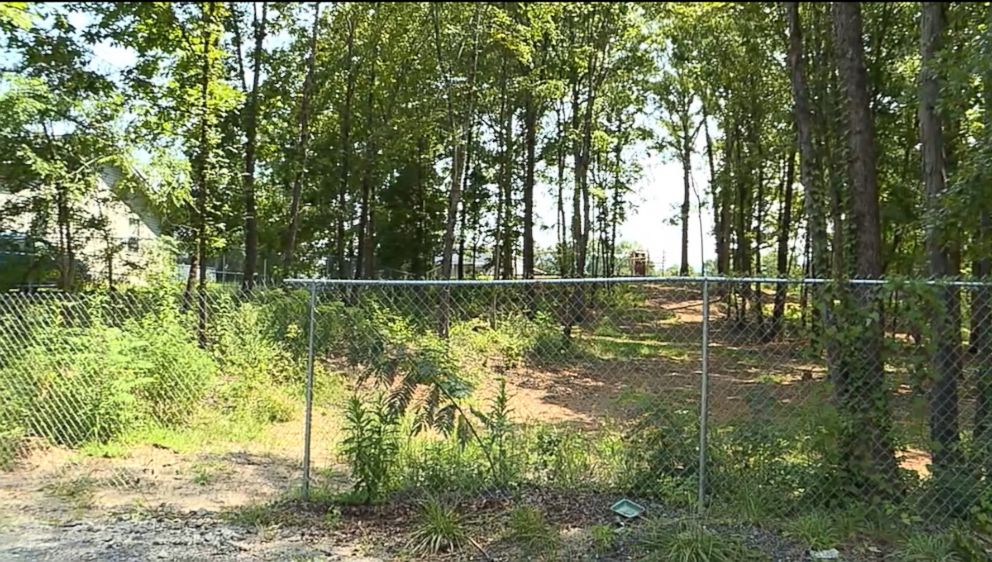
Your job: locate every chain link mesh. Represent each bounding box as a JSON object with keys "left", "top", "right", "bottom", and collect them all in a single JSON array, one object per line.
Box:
[
  {"left": 0, "top": 285, "right": 312, "bottom": 516},
  {"left": 1, "top": 277, "right": 990, "bottom": 533}
]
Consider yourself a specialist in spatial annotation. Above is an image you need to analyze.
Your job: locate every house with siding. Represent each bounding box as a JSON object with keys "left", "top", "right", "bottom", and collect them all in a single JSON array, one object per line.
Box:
[{"left": 0, "top": 165, "right": 162, "bottom": 289}]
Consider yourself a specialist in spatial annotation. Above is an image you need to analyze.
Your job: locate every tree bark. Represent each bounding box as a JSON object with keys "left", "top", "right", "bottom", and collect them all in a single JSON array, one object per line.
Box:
[
  {"left": 240, "top": 2, "right": 266, "bottom": 292},
  {"left": 788, "top": 1, "right": 830, "bottom": 347},
  {"left": 920, "top": 0, "right": 962, "bottom": 471},
  {"left": 355, "top": 36, "right": 376, "bottom": 280},
  {"left": 832, "top": 0, "right": 900, "bottom": 498},
  {"left": 523, "top": 91, "right": 537, "bottom": 280},
  {"left": 437, "top": 5, "right": 481, "bottom": 281},
  {"left": 337, "top": 14, "right": 356, "bottom": 279},
  {"left": 281, "top": 2, "right": 320, "bottom": 276},
  {"left": 194, "top": 1, "right": 218, "bottom": 348},
  {"left": 974, "top": 2, "right": 992, "bottom": 472},
  {"left": 556, "top": 103, "right": 568, "bottom": 275},
  {"left": 770, "top": 148, "right": 796, "bottom": 341},
  {"left": 702, "top": 105, "right": 721, "bottom": 275},
  {"left": 679, "top": 112, "right": 692, "bottom": 277}
]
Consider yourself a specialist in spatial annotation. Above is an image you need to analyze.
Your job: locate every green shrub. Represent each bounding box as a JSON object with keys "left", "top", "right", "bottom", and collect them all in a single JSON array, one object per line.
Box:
[
  {"left": 636, "top": 519, "right": 766, "bottom": 562},
  {"left": 783, "top": 512, "right": 844, "bottom": 551},
  {"left": 214, "top": 302, "right": 298, "bottom": 385},
  {"left": 526, "top": 424, "right": 594, "bottom": 489},
  {"left": 507, "top": 505, "right": 559, "bottom": 558},
  {"left": 408, "top": 497, "right": 467, "bottom": 555},
  {"left": 397, "top": 434, "right": 488, "bottom": 496},
  {"left": 472, "top": 378, "right": 521, "bottom": 486},
  {"left": 0, "top": 311, "right": 214, "bottom": 447},
  {"left": 208, "top": 300, "right": 302, "bottom": 424},
  {"left": 341, "top": 393, "right": 400, "bottom": 503},
  {"left": 589, "top": 524, "right": 616, "bottom": 555},
  {"left": 897, "top": 533, "right": 962, "bottom": 562},
  {"left": 623, "top": 402, "right": 699, "bottom": 497},
  {"left": 0, "top": 426, "right": 24, "bottom": 469}
]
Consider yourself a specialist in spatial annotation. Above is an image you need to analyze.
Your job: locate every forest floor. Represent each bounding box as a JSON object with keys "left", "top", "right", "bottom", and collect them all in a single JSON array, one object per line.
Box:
[{"left": 0, "top": 286, "right": 916, "bottom": 560}]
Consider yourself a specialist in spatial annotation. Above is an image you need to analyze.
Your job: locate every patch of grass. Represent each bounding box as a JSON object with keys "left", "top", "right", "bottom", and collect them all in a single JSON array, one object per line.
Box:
[
  {"left": 0, "top": 427, "right": 24, "bottom": 469},
  {"left": 190, "top": 460, "right": 231, "bottom": 486},
  {"left": 507, "top": 505, "right": 559, "bottom": 558},
  {"left": 44, "top": 475, "right": 98, "bottom": 509},
  {"left": 783, "top": 512, "right": 843, "bottom": 551},
  {"left": 896, "top": 532, "right": 962, "bottom": 562},
  {"left": 589, "top": 524, "right": 616, "bottom": 555},
  {"left": 222, "top": 501, "right": 283, "bottom": 527},
  {"left": 79, "top": 440, "right": 132, "bottom": 459},
  {"left": 637, "top": 518, "right": 767, "bottom": 562},
  {"left": 585, "top": 336, "right": 692, "bottom": 361},
  {"left": 408, "top": 497, "right": 467, "bottom": 555}
]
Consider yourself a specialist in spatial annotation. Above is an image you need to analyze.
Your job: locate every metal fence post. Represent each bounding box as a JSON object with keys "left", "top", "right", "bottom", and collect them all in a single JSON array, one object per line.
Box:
[
  {"left": 697, "top": 277, "right": 711, "bottom": 515},
  {"left": 301, "top": 280, "right": 318, "bottom": 500}
]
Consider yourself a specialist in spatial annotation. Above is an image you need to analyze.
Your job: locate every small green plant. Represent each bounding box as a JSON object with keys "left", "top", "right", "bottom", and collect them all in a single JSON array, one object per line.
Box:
[
  {"left": 529, "top": 425, "right": 593, "bottom": 489},
  {"left": 637, "top": 518, "right": 765, "bottom": 562},
  {"left": 45, "top": 475, "right": 98, "bottom": 509},
  {"left": 397, "top": 435, "right": 488, "bottom": 496},
  {"left": 507, "top": 505, "right": 559, "bottom": 558},
  {"left": 0, "top": 426, "right": 23, "bottom": 469},
  {"left": 340, "top": 393, "right": 399, "bottom": 503},
  {"left": 783, "top": 512, "right": 842, "bottom": 551},
  {"left": 322, "top": 506, "right": 341, "bottom": 528},
  {"left": 408, "top": 497, "right": 467, "bottom": 555},
  {"left": 190, "top": 461, "right": 229, "bottom": 486},
  {"left": 589, "top": 524, "right": 615, "bottom": 555},
  {"left": 897, "top": 533, "right": 962, "bottom": 562},
  {"left": 472, "top": 378, "right": 518, "bottom": 486},
  {"left": 222, "top": 501, "right": 282, "bottom": 527}
]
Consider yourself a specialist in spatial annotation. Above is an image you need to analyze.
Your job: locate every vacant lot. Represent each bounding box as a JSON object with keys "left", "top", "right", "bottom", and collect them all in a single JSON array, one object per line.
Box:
[{"left": 0, "top": 283, "right": 987, "bottom": 560}]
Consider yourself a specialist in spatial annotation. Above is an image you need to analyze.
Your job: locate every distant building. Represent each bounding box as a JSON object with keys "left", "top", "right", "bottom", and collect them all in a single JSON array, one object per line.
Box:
[
  {"left": 629, "top": 249, "right": 650, "bottom": 276},
  {"left": 0, "top": 165, "right": 161, "bottom": 289}
]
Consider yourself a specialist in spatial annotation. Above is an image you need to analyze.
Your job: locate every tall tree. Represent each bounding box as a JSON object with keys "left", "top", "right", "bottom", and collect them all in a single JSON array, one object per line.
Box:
[
  {"left": 238, "top": 2, "right": 267, "bottom": 291},
  {"left": 831, "top": 0, "right": 900, "bottom": 497},
  {"left": 919, "top": 1, "right": 962, "bottom": 472},
  {"left": 281, "top": 2, "right": 320, "bottom": 276}
]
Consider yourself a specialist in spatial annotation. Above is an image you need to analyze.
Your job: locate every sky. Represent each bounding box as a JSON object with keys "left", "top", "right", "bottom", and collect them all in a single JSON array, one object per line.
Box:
[{"left": 71, "top": 9, "right": 718, "bottom": 273}]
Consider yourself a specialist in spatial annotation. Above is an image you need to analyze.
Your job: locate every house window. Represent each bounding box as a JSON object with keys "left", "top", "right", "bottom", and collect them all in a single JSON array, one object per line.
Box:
[
  {"left": 129, "top": 217, "right": 141, "bottom": 227},
  {"left": 127, "top": 237, "right": 139, "bottom": 252}
]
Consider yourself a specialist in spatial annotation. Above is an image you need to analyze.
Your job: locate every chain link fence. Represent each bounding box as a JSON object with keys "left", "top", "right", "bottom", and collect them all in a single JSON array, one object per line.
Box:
[{"left": 1, "top": 276, "right": 990, "bottom": 531}]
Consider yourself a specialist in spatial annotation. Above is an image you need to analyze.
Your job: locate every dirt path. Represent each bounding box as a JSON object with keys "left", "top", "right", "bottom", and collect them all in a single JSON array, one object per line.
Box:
[{"left": 0, "top": 512, "right": 381, "bottom": 561}]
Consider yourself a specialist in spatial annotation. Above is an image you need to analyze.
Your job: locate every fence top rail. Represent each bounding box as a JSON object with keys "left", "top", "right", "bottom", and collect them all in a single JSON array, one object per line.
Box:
[{"left": 283, "top": 275, "right": 992, "bottom": 288}]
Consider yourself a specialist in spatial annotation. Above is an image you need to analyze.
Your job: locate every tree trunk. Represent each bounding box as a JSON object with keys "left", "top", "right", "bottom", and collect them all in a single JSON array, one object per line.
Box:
[
  {"left": 717, "top": 125, "right": 734, "bottom": 277},
  {"left": 281, "top": 2, "right": 320, "bottom": 276},
  {"left": 753, "top": 156, "right": 765, "bottom": 330},
  {"left": 437, "top": 5, "right": 481, "bottom": 281},
  {"left": 832, "top": 0, "right": 900, "bottom": 498},
  {"left": 337, "top": 14, "right": 356, "bottom": 279},
  {"left": 974, "top": 2, "right": 992, "bottom": 472},
  {"left": 55, "top": 184, "right": 75, "bottom": 290},
  {"left": 556, "top": 103, "right": 568, "bottom": 275},
  {"left": 679, "top": 115, "right": 691, "bottom": 277},
  {"left": 500, "top": 105, "right": 514, "bottom": 280},
  {"left": 355, "top": 45, "right": 375, "bottom": 280},
  {"left": 770, "top": 148, "right": 796, "bottom": 341},
  {"left": 194, "top": 1, "right": 217, "bottom": 348},
  {"left": 975, "top": 213, "right": 992, "bottom": 466},
  {"left": 788, "top": 1, "right": 830, "bottom": 348},
  {"left": 240, "top": 2, "right": 266, "bottom": 292},
  {"left": 920, "top": 1, "right": 962, "bottom": 471},
  {"left": 702, "top": 105, "right": 720, "bottom": 275},
  {"left": 523, "top": 91, "right": 537, "bottom": 280},
  {"left": 457, "top": 123, "right": 475, "bottom": 281}
]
